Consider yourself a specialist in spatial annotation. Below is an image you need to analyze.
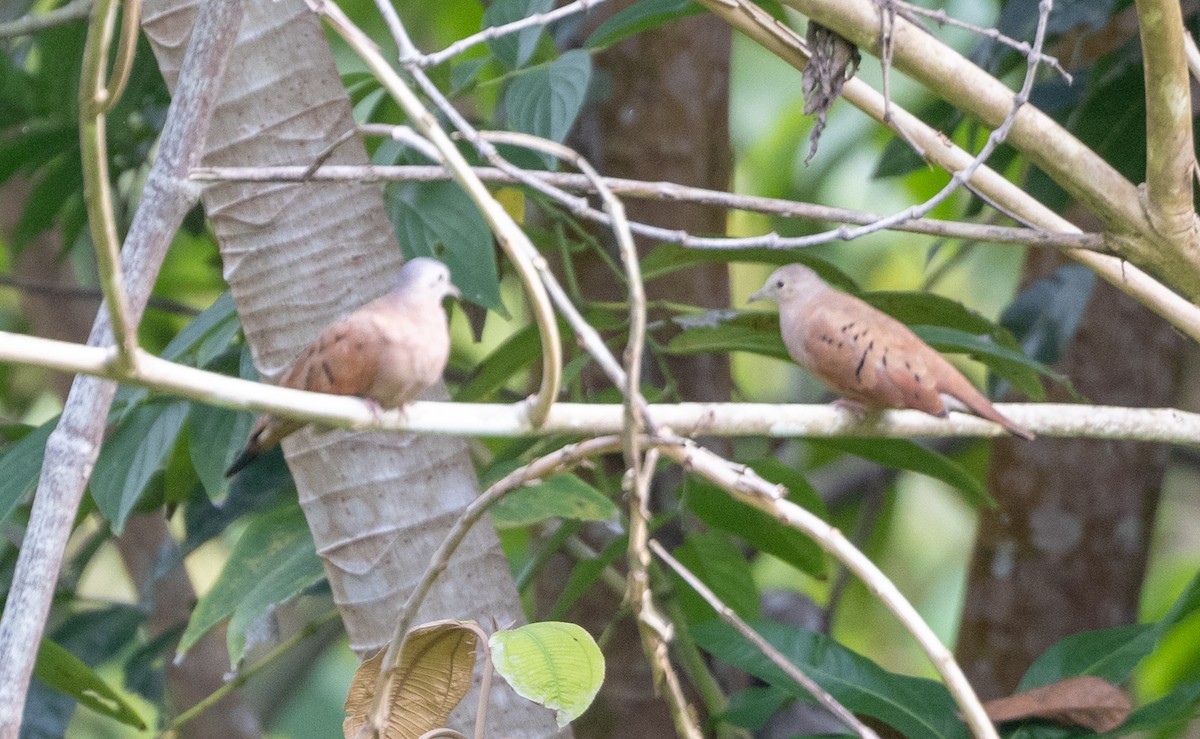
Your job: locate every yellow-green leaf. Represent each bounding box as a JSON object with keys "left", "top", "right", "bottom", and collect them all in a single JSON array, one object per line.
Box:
[{"left": 489, "top": 621, "right": 604, "bottom": 727}]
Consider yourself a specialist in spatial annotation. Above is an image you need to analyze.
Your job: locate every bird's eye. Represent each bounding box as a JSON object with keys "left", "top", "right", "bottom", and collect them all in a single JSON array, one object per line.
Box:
[{"left": 775, "top": 280, "right": 784, "bottom": 288}]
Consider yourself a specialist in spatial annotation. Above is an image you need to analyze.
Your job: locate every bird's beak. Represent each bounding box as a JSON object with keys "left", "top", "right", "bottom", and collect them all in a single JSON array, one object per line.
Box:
[
  {"left": 447, "top": 283, "right": 462, "bottom": 299},
  {"left": 747, "top": 286, "right": 769, "bottom": 304}
]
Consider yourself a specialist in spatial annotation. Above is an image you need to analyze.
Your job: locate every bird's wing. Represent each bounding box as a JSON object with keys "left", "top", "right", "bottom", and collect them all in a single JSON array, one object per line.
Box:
[
  {"left": 800, "top": 299, "right": 947, "bottom": 416},
  {"left": 279, "top": 311, "right": 384, "bottom": 397}
]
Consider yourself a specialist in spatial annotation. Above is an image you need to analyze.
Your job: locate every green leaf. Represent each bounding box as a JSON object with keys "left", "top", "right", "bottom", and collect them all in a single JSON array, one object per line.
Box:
[
  {"left": 0, "top": 119, "right": 74, "bottom": 181},
  {"left": 504, "top": 49, "right": 593, "bottom": 146},
  {"left": 91, "top": 401, "right": 189, "bottom": 532},
  {"left": 913, "top": 325, "right": 1058, "bottom": 401},
  {"left": 491, "top": 474, "right": 618, "bottom": 529},
  {"left": 720, "top": 684, "right": 792, "bottom": 731},
  {"left": 34, "top": 640, "right": 146, "bottom": 730},
  {"left": 863, "top": 291, "right": 999, "bottom": 336},
  {"left": 490, "top": 621, "right": 605, "bottom": 727},
  {"left": 1110, "top": 678, "right": 1200, "bottom": 736},
  {"left": 694, "top": 620, "right": 968, "bottom": 739},
  {"left": 664, "top": 310, "right": 789, "bottom": 361},
  {"left": 584, "top": 0, "right": 704, "bottom": 49},
  {"left": 161, "top": 291, "right": 238, "bottom": 363},
  {"left": 685, "top": 459, "right": 826, "bottom": 577},
  {"left": 227, "top": 535, "right": 325, "bottom": 663},
  {"left": 187, "top": 402, "right": 254, "bottom": 500},
  {"left": 485, "top": 0, "right": 554, "bottom": 69},
  {"left": 548, "top": 534, "right": 627, "bottom": 620},
  {"left": 671, "top": 531, "right": 760, "bottom": 623},
  {"left": 1001, "top": 264, "right": 1096, "bottom": 367},
  {"left": 0, "top": 416, "right": 57, "bottom": 526},
  {"left": 388, "top": 181, "right": 503, "bottom": 310},
  {"left": 178, "top": 504, "right": 321, "bottom": 660},
  {"left": 808, "top": 437, "right": 994, "bottom": 508},
  {"left": 457, "top": 323, "right": 540, "bottom": 401}
]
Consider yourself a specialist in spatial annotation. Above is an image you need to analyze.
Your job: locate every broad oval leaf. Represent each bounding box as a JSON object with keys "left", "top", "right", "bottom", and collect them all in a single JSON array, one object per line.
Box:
[
  {"left": 671, "top": 531, "right": 761, "bottom": 623},
  {"left": 685, "top": 458, "right": 826, "bottom": 577},
  {"left": 491, "top": 474, "right": 618, "bottom": 529},
  {"left": 34, "top": 640, "right": 146, "bottom": 730},
  {"left": 490, "top": 621, "right": 604, "bottom": 726},
  {"left": 504, "top": 49, "right": 593, "bottom": 146},
  {"left": 808, "top": 437, "right": 994, "bottom": 508},
  {"left": 485, "top": 0, "right": 555, "bottom": 69},
  {"left": 694, "top": 620, "right": 968, "bottom": 739},
  {"left": 0, "top": 415, "right": 57, "bottom": 526},
  {"left": 178, "top": 503, "right": 321, "bottom": 660},
  {"left": 388, "top": 181, "right": 503, "bottom": 311},
  {"left": 91, "top": 400, "right": 189, "bottom": 533},
  {"left": 344, "top": 620, "right": 479, "bottom": 739}
]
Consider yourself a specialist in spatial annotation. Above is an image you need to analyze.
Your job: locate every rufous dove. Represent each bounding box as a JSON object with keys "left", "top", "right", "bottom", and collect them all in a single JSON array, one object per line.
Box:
[
  {"left": 749, "top": 263, "right": 1034, "bottom": 439},
  {"left": 225, "top": 257, "right": 461, "bottom": 477}
]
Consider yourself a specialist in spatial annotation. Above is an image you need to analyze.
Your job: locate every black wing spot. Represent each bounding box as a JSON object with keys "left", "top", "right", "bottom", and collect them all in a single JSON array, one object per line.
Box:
[
  {"left": 855, "top": 351, "right": 868, "bottom": 380},
  {"left": 322, "top": 361, "right": 336, "bottom": 386}
]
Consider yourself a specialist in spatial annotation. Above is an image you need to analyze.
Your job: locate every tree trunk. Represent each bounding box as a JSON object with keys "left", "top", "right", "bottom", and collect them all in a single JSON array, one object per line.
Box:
[
  {"left": 957, "top": 246, "right": 1185, "bottom": 697},
  {"left": 562, "top": 6, "right": 733, "bottom": 736},
  {"left": 141, "top": 1, "right": 561, "bottom": 733}
]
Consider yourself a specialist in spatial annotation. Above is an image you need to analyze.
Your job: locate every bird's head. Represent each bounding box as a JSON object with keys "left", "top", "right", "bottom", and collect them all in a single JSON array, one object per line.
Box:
[
  {"left": 396, "top": 257, "right": 462, "bottom": 301},
  {"left": 748, "top": 263, "right": 827, "bottom": 305}
]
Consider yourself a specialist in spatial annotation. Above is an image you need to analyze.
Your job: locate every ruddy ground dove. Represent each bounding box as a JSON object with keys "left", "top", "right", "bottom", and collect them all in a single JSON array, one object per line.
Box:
[
  {"left": 749, "top": 263, "right": 1034, "bottom": 439},
  {"left": 225, "top": 257, "right": 461, "bottom": 477}
]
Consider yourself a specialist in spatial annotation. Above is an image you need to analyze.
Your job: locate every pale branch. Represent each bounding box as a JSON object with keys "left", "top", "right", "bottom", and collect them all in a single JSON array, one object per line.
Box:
[
  {"left": 654, "top": 437, "right": 998, "bottom": 739},
  {"left": 1135, "top": 0, "right": 1199, "bottom": 241},
  {"left": 309, "top": 0, "right": 563, "bottom": 427},
  {"left": 693, "top": 0, "right": 1200, "bottom": 343},
  {"left": 0, "top": 0, "right": 92, "bottom": 38},
  {"left": 417, "top": 0, "right": 608, "bottom": 68},
  {"left": 650, "top": 541, "right": 880, "bottom": 739},
  {"left": 3, "top": 329, "right": 1200, "bottom": 446},
  {"left": 190, "top": 164, "right": 1107, "bottom": 252},
  {"left": 80, "top": 0, "right": 139, "bottom": 366},
  {"left": 1184, "top": 31, "right": 1200, "bottom": 84}
]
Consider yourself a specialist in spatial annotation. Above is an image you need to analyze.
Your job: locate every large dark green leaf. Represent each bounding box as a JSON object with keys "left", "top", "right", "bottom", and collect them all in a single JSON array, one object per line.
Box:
[
  {"left": 491, "top": 474, "right": 618, "bottom": 529},
  {"left": 685, "top": 458, "right": 826, "bottom": 577},
  {"left": 34, "top": 640, "right": 146, "bottom": 730},
  {"left": 91, "top": 401, "right": 189, "bottom": 532},
  {"left": 913, "top": 324, "right": 1058, "bottom": 401},
  {"left": 504, "top": 49, "right": 593, "bottom": 145},
  {"left": 664, "top": 310, "right": 789, "bottom": 361},
  {"left": 671, "top": 531, "right": 760, "bottom": 623},
  {"left": 1001, "top": 264, "right": 1095, "bottom": 367},
  {"left": 188, "top": 402, "right": 254, "bottom": 501},
  {"left": 863, "top": 291, "right": 999, "bottom": 336},
  {"left": 179, "top": 503, "right": 322, "bottom": 663},
  {"left": 584, "top": 0, "right": 704, "bottom": 50},
  {"left": 457, "top": 323, "right": 540, "bottom": 401},
  {"left": 0, "top": 416, "right": 57, "bottom": 526},
  {"left": 694, "top": 620, "right": 968, "bottom": 739},
  {"left": 485, "top": 0, "right": 555, "bottom": 69},
  {"left": 809, "top": 437, "right": 993, "bottom": 508},
  {"left": 388, "top": 181, "right": 503, "bottom": 310}
]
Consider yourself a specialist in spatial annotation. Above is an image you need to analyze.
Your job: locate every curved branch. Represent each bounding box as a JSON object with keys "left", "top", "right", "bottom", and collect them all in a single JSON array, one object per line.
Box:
[{"left": 1136, "top": 0, "right": 1199, "bottom": 241}]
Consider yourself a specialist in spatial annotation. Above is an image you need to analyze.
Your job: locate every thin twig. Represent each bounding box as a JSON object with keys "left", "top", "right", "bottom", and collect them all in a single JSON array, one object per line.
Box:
[
  {"left": 0, "top": 275, "right": 201, "bottom": 316},
  {"left": 897, "top": 0, "right": 1070, "bottom": 81},
  {"left": 166, "top": 610, "right": 341, "bottom": 733},
  {"left": 79, "top": 0, "right": 138, "bottom": 368},
  {"left": 0, "top": 0, "right": 92, "bottom": 38},
  {"left": 190, "top": 163, "right": 1108, "bottom": 252},
  {"left": 654, "top": 436, "right": 997, "bottom": 739},
  {"left": 418, "top": 0, "right": 608, "bottom": 68},
  {"left": 95, "top": 0, "right": 141, "bottom": 114},
  {"left": 651, "top": 540, "right": 880, "bottom": 739}
]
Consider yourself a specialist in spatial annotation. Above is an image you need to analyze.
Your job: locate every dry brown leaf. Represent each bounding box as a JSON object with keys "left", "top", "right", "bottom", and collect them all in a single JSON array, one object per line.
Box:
[
  {"left": 982, "top": 675, "right": 1132, "bottom": 732},
  {"left": 801, "top": 21, "right": 861, "bottom": 163},
  {"left": 343, "top": 620, "right": 480, "bottom": 739}
]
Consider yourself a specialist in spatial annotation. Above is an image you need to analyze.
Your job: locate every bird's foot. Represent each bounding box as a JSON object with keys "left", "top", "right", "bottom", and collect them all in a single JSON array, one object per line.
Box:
[{"left": 831, "top": 398, "right": 869, "bottom": 423}]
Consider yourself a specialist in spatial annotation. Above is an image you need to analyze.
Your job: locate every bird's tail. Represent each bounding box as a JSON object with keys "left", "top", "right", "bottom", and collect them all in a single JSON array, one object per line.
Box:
[
  {"left": 224, "top": 419, "right": 275, "bottom": 477},
  {"left": 943, "top": 392, "right": 1035, "bottom": 441},
  {"left": 224, "top": 442, "right": 260, "bottom": 478}
]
